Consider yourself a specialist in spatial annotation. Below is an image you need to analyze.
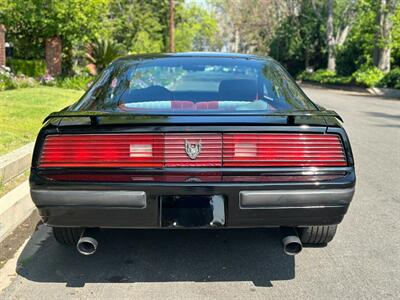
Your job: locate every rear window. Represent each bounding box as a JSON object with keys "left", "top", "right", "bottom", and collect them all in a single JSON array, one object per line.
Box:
[{"left": 71, "top": 57, "right": 316, "bottom": 113}]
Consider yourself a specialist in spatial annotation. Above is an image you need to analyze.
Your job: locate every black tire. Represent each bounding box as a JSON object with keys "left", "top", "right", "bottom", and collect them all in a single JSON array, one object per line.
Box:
[
  {"left": 52, "top": 227, "right": 82, "bottom": 246},
  {"left": 299, "top": 225, "right": 338, "bottom": 245}
]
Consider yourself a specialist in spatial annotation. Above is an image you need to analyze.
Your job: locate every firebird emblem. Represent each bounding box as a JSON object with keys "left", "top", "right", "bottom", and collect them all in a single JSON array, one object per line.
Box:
[{"left": 185, "top": 139, "right": 202, "bottom": 160}]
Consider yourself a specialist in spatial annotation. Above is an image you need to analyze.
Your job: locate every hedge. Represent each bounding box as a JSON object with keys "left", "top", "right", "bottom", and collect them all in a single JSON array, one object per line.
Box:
[
  {"left": 7, "top": 59, "right": 46, "bottom": 77},
  {"left": 297, "top": 66, "right": 399, "bottom": 89},
  {"left": 378, "top": 68, "right": 400, "bottom": 89}
]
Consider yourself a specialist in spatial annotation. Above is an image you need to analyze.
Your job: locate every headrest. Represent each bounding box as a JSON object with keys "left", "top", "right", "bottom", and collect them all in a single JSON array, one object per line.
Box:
[
  {"left": 122, "top": 85, "right": 172, "bottom": 103},
  {"left": 218, "top": 79, "right": 257, "bottom": 100}
]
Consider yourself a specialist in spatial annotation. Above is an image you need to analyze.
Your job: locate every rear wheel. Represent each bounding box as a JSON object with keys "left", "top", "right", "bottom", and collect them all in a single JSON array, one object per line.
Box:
[
  {"left": 52, "top": 227, "right": 82, "bottom": 246},
  {"left": 299, "top": 225, "right": 337, "bottom": 245}
]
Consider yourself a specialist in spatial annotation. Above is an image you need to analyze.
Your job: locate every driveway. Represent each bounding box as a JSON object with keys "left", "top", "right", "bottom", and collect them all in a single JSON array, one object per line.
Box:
[{"left": 1, "top": 86, "right": 399, "bottom": 299}]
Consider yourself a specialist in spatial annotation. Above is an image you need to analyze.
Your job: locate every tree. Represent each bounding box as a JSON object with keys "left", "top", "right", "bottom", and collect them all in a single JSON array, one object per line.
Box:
[
  {"left": 107, "top": 0, "right": 218, "bottom": 54},
  {"left": 174, "top": 3, "right": 220, "bottom": 52},
  {"left": 105, "top": 0, "right": 169, "bottom": 53},
  {"left": 312, "top": 0, "right": 358, "bottom": 71},
  {"left": 0, "top": 0, "right": 110, "bottom": 73},
  {"left": 373, "top": 0, "right": 398, "bottom": 72},
  {"left": 269, "top": 0, "right": 326, "bottom": 74},
  {"left": 392, "top": 4, "right": 400, "bottom": 67},
  {"left": 211, "top": 0, "right": 287, "bottom": 54}
]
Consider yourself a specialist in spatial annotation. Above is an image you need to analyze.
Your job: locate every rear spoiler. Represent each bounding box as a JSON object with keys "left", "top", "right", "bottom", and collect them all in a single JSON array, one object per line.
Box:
[{"left": 43, "top": 110, "right": 343, "bottom": 124}]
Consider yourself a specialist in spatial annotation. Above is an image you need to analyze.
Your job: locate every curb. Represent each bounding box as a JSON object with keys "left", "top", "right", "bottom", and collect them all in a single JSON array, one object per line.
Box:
[
  {"left": 367, "top": 87, "right": 400, "bottom": 98},
  {"left": 0, "top": 143, "right": 34, "bottom": 185},
  {"left": 0, "top": 180, "right": 35, "bottom": 243},
  {"left": 299, "top": 82, "right": 400, "bottom": 99}
]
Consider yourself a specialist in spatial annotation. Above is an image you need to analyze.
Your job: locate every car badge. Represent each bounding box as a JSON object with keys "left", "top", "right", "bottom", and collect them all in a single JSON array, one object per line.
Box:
[
  {"left": 185, "top": 139, "right": 202, "bottom": 160},
  {"left": 185, "top": 177, "right": 202, "bottom": 182}
]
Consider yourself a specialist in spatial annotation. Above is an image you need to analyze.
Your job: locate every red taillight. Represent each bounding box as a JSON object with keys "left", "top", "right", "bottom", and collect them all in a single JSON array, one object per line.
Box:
[
  {"left": 223, "top": 134, "right": 347, "bottom": 167},
  {"left": 39, "top": 133, "right": 347, "bottom": 168},
  {"left": 39, "top": 134, "right": 164, "bottom": 167}
]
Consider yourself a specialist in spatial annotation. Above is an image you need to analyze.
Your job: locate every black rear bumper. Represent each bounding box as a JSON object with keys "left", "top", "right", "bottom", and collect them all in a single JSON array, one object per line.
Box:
[{"left": 31, "top": 174, "right": 355, "bottom": 228}]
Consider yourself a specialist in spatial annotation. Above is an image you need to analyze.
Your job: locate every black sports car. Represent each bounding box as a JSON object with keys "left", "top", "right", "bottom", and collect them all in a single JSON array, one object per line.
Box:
[{"left": 30, "top": 53, "right": 355, "bottom": 255}]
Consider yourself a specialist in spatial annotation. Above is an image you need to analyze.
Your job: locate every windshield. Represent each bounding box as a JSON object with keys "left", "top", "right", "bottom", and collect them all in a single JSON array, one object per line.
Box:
[{"left": 71, "top": 57, "right": 317, "bottom": 113}]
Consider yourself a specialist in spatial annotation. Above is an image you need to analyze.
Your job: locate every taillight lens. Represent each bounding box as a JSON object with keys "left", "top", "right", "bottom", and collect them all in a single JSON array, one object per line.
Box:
[
  {"left": 39, "top": 133, "right": 347, "bottom": 168},
  {"left": 39, "top": 134, "right": 164, "bottom": 167},
  {"left": 223, "top": 134, "right": 347, "bottom": 167}
]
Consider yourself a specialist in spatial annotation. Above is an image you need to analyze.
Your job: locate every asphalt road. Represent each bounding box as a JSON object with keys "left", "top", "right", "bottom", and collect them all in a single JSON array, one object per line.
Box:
[{"left": 1, "top": 86, "right": 399, "bottom": 299}]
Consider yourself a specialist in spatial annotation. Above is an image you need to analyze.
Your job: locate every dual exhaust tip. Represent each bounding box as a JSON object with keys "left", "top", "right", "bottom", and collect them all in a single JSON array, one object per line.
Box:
[
  {"left": 77, "top": 229, "right": 98, "bottom": 256},
  {"left": 76, "top": 227, "right": 302, "bottom": 256},
  {"left": 281, "top": 227, "right": 303, "bottom": 256}
]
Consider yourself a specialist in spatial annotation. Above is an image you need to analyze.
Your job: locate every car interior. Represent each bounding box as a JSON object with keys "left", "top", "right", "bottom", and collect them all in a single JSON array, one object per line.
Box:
[{"left": 117, "top": 78, "right": 284, "bottom": 111}]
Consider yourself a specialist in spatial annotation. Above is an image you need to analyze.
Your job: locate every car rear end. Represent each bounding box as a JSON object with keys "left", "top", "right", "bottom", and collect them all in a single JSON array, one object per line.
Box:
[
  {"left": 29, "top": 54, "right": 355, "bottom": 254},
  {"left": 31, "top": 123, "right": 355, "bottom": 229}
]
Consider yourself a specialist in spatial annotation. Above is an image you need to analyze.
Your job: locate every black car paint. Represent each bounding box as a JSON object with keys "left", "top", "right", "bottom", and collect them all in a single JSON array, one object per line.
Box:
[
  {"left": 30, "top": 114, "right": 355, "bottom": 228},
  {"left": 30, "top": 53, "right": 356, "bottom": 229}
]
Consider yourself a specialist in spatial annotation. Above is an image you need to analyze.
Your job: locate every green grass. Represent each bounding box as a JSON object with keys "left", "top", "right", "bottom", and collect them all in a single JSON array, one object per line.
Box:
[{"left": 0, "top": 87, "right": 83, "bottom": 155}]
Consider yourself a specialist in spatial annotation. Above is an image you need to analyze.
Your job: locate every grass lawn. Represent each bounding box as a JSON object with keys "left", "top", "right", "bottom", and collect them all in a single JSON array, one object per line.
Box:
[{"left": 0, "top": 87, "right": 83, "bottom": 155}]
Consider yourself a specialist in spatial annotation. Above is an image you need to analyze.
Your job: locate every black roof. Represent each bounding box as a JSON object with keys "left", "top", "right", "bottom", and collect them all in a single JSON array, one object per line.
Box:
[{"left": 113, "top": 52, "right": 272, "bottom": 63}]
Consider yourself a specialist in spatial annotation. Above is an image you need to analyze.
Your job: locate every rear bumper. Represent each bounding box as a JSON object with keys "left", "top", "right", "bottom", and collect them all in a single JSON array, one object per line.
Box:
[
  {"left": 31, "top": 184, "right": 355, "bottom": 228},
  {"left": 239, "top": 188, "right": 354, "bottom": 208}
]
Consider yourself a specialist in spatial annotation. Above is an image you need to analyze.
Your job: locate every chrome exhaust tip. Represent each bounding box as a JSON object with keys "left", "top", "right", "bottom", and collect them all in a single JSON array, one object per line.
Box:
[
  {"left": 281, "top": 227, "right": 303, "bottom": 256},
  {"left": 77, "top": 229, "right": 98, "bottom": 255}
]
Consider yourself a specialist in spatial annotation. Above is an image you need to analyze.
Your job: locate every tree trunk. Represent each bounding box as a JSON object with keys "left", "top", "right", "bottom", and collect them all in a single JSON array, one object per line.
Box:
[
  {"left": 326, "top": 0, "right": 336, "bottom": 71},
  {"left": 373, "top": 0, "right": 392, "bottom": 73},
  {"left": 45, "top": 36, "right": 62, "bottom": 76},
  {"left": 169, "top": 0, "right": 175, "bottom": 52},
  {"left": 234, "top": 29, "right": 240, "bottom": 53},
  {"left": 0, "top": 25, "right": 6, "bottom": 67},
  {"left": 305, "top": 50, "right": 310, "bottom": 69}
]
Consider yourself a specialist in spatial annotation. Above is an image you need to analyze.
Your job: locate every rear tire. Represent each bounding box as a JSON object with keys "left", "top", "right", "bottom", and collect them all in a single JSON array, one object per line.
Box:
[
  {"left": 52, "top": 227, "right": 82, "bottom": 246},
  {"left": 299, "top": 225, "right": 337, "bottom": 245}
]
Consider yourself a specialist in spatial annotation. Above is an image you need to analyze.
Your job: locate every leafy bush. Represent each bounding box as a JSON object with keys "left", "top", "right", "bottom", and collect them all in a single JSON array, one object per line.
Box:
[
  {"left": 0, "top": 66, "right": 38, "bottom": 90},
  {"left": 86, "top": 38, "right": 124, "bottom": 72},
  {"left": 7, "top": 59, "right": 46, "bottom": 77},
  {"left": 0, "top": 66, "right": 13, "bottom": 90},
  {"left": 299, "top": 66, "right": 391, "bottom": 88},
  {"left": 378, "top": 67, "right": 400, "bottom": 89},
  {"left": 55, "top": 75, "right": 93, "bottom": 90},
  {"left": 298, "top": 69, "right": 352, "bottom": 85},
  {"left": 298, "top": 69, "right": 336, "bottom": 82},
  {"left": 336, "top": 43, "right": 367, "bottom": 76},
  {"left": 352, "top": 66, "right": 385, "bottom": 87},
  {"left": 40, "top": 74, "right": 56, "bottom": 86}
]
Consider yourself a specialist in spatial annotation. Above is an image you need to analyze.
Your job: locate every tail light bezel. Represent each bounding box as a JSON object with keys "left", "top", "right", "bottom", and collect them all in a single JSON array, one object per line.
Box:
[{"left": 37, "top": 132, "right": 349, "bottom": 169}]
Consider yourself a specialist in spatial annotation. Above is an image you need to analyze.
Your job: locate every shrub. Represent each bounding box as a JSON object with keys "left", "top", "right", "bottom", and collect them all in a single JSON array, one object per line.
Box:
[
  {"left": 298, "top": 69, "right": 335, "bottom": 82},
  {"left": 40, "top": 74, "right": 56, "bottom": 86},
  {"left": 7, "top": 59, "right": 46, "bottom": 78},
  {"left": 12, "top": 76, "right": 38, "bottom": 89},
  {"left": 298, "top": 69, "right": 352, "bottom": 85},
  {"left": 0, "top": 66, "right": 13, "bottom": 90},
  {"left": 86, "top": 38, "right": 124, "bottom": 72},
  {"left": 378, "top": 67, "right": 400, "bottom": 89},
  {"left": 298, "top": 66, "right": 391, "bottom": 88},
  {"left": 55, "top": 75, "right": 93, "bottom": 90},
  {"left": 336, "top": 44, "right": 362, "bottom": 76},
  {"left": 0, "top": 66, "right": 38, "bottom": 90},
  {"left": 352, "top": 66, "right": 384, "bottom": 87}
]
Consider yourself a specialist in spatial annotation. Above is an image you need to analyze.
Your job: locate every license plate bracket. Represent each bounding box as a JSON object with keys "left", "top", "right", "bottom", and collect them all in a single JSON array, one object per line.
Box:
[{"left": 160, "top": 195, "right": 225, "bottom": 228}]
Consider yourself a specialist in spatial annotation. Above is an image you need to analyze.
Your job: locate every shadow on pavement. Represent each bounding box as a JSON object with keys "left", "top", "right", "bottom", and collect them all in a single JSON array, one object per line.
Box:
[
  {"left": 364, "top": 111, "right": 400, "bottom": 128},
  {"left": 16, "top": 224, "right": 295, "bottom": 287},
  {"left": 365, "top": 111, "right": 400, "bottom": 121}
]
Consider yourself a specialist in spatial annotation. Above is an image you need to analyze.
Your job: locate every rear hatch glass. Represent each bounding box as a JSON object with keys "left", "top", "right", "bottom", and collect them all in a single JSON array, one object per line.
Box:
[{"left": 71, "top": 57, "right": 317, "bottom": 113}]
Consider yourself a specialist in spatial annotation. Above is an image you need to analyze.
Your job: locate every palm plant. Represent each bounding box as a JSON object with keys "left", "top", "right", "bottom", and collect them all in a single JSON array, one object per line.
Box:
[{"left": 86, "top": 38, "right": 124, "bottom": 72}]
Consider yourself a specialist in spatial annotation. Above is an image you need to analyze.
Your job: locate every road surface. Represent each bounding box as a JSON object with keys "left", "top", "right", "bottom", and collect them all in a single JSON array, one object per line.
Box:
[{"left": 1, "top": 86, "right": 399, "bottom": 299}]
